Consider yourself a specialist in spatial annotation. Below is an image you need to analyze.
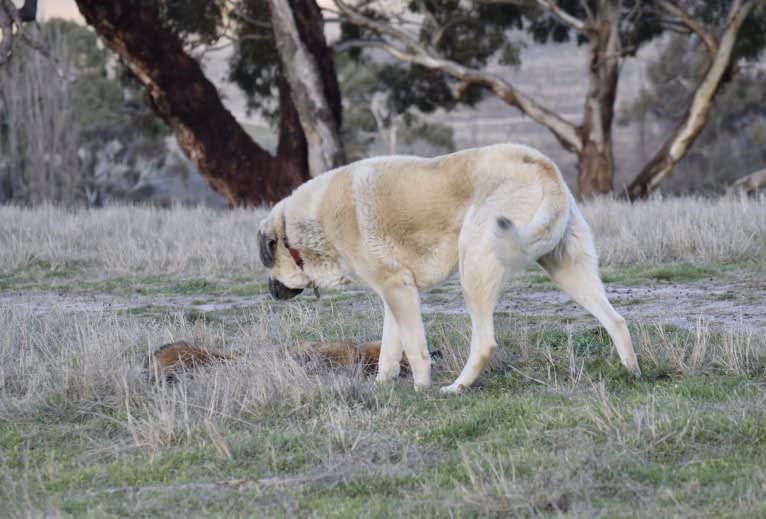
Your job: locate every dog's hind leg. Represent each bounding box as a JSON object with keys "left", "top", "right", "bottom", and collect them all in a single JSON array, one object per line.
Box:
[
  {"left": 538, "top": 214, "right": 640, "bottom": 375},
  {"left": 441, "top": 209, "right": 517, "bottom": 393},
  {"left": 379, "top": 276, "right": 432, "bottom": 388},
  {"left": 375, "top": 301, "right": 403, "bottom": 383}
]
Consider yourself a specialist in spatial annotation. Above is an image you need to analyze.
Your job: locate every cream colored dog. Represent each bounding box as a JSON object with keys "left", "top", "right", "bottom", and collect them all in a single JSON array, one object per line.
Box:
[{"left": 258, "top": 143, "right": 639, "bottom": 392}]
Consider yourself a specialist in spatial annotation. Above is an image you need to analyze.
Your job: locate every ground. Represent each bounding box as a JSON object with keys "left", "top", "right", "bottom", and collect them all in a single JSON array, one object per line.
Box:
[
  {"left": 1, "top": 200, "right": 765, "bottom": 517},
  {"left": 4, "top": 267, "right": 766, "bottom": 329}
]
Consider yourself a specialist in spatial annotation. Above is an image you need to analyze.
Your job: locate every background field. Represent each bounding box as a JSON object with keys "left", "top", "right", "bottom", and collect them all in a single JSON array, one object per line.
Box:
[{"left": 1, "top": 197, "right": 766, "bottom": 517}]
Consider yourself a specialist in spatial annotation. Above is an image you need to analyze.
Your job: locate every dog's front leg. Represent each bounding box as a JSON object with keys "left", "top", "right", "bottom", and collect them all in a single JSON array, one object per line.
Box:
[
  {"left": 375, "top": 301, "right": 403, "bottom": 383},
  {"left": 380, "top": 278, "right": 431, "bottom": 389}
]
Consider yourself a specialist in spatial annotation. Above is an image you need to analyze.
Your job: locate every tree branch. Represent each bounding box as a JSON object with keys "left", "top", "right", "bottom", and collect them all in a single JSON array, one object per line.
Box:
[
  {"left": 334, "top": 0, "right": 582, "bottom": 152},
  {"left": 1, "top": 0, "right": 49, "bottom": 66},
  {"left": 268, "top": 0, "right": 345, "bottom": 176},
  {"left": 225, "top": 0, "right": 273, "bottom": 30},
  {"left": 477, "top": 0, "right": 589, "bottom": 32},
  {"left": 431, "top": 16, "right": 478, "bottom": 48},
  {"left": 535, "top": 0, "right": 589, "bottom": 32},
  {"left": 657, "top": 0, "right": 717, "bottom": 58},
  {"left": 626, "top": 0, "right": 754, "bottom": 199}
]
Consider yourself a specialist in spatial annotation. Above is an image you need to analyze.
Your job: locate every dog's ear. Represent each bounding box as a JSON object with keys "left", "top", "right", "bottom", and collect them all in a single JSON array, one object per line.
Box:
[{"left": 257, "top": 227, "right": 276, "bottom": 268}]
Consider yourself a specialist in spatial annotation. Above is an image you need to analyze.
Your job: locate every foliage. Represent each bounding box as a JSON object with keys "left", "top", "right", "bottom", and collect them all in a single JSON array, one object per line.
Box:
[
  {"left": 226, "top": 0, "right": 281, "bottom": 123},
  {"left": 0, "top": 19, "right": 168, "bottom": 205},
  {"left": 338, "top": 55, "right": 454, "bottom": 160},
  {"left": 50, "top": 19, "right": 163, "bottom": 138},
  {"left": 337, "top": 0, "right": 665, "bottom": 117},
  {"left": 141, "top": 0, "right": 225, "bottom": 48},
  {"left": 338, "top": 0, "right": 525, "bottom": 116}
]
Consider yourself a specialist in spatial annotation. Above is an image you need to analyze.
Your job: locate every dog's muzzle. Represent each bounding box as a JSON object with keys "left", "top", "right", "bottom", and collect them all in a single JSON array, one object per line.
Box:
[{"left": 268, "top": 277, "right": 304, "bottom": 300}]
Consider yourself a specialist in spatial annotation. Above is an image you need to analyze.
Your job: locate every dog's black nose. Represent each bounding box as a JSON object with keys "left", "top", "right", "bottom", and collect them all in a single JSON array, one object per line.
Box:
[{"left": 268, "top": 277, "right": 304, "bottom": 300}]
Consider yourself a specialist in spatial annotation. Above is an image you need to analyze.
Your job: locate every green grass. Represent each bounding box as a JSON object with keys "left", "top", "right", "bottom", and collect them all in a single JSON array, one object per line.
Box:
[
  {"left": 601, "top": 262, "right": 718, "bottom": 284},
  {"left": 2, "top": 198, "right": 766, "bottom": 516},
  {"left": 3, "top": 368, "right": 765, "bottom": 516}
]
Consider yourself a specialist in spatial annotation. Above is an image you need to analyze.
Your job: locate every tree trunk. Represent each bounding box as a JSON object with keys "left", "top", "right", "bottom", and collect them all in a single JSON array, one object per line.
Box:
[
  {"left": 576, "top": 0, "right": 620, "bottom": 199},
  {"left": 578, "top": 139, "right": 614, "bottom": 197},
  {"left": 625, "top": 0, "right": 753, "bottom": 200},
  {"left": 1, "top": 0, "right": 39, "bottom": 65},
  {"left": 74, "top": 0, "right": 310, "bottom": 206},
  {"left": 270, "top": 0, "right": 345, "bottom": 176}
]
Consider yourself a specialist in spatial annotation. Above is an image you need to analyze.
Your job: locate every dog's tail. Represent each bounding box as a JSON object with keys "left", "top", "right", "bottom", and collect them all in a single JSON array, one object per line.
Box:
[
  {"left": 494, "top": 215, "right": 529, "bottom": 270},
  {"left": 495, "top": 198, "right": 571, "bottom": 266}
]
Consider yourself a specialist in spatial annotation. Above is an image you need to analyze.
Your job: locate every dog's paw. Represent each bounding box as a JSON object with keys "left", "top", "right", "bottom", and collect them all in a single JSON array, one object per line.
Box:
[
  {"left": 622, "top": 358, "right": 641, "bottom": 378},
  {"left": 375, "top": 367, "right": 400, "bottom": 384},
  {"left": 440, "top": 382, "right": 466, "bottom": 394},
  {"left": 375, "top": 355, "right": 401, "bottom": 383}
]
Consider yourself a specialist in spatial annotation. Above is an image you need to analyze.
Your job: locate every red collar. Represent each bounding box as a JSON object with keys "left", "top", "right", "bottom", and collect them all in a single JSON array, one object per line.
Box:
[{"left": 282, "top": 219, "right": 304, "bottom": 270}]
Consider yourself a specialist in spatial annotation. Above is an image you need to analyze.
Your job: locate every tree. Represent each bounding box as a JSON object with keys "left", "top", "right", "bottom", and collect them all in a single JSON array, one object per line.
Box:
[
  {"left": 269, "top": 0, "right": 345, "bottom": 175},
  {"left": 333, "top": 0, "right": 764, "bottom": 199},
  {"left": 0, "top": 0, "right": 42, "bottom": 65},
  {"left": 70, "top": 0, "right": 343, "bottom": 206},
  {"left": 624, "top": 0, "right": 761, "bottom": 198},
  {"left": 0, "top": 21, "right": 82, "bottom": 204},
  {"left": 337, "top": 55, "right": 456, "bottom": 160},
  {"left": 627, "top": 35, "right": 766, "bottom": 194}
]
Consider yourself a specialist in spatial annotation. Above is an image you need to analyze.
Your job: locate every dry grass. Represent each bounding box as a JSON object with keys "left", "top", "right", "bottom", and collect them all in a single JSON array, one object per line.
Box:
[
  {"left": 0, "top": 197, "right": 764, "bottom": 280},
  {"left": 0, "top": 304, "right": 372, "bottom": 432},
  {"left": 1, "top": 199, "right": 766, "bottom": 516},
  {"left": 583, "top": 196, "right": 766, "bottom": 267},
  {"left": 0, "top": 204, "right": 270, "bottom": 277}
]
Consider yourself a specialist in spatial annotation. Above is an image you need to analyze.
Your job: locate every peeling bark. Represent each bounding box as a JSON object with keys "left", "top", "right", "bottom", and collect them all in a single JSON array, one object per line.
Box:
[
  {"left": 74, "top": 0, "right": 310, "bottom": 206},
  {"left": 270, "top": 0, "right": 345, "bottom": 176},
  {"left": 577, "top": 0, "right": 620, "bottom": 198}
]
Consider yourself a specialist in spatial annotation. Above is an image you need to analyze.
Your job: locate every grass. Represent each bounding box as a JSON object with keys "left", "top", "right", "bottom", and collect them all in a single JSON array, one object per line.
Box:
[
  {"left": 1, "top": 197, "right": 766, "bottom": 516},
  {"left": 2, "top": 304, "right": 766, "bottom": 516}
]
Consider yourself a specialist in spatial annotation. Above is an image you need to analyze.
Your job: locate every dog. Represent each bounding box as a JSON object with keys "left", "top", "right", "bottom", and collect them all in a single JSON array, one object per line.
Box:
[{"left": 257, "top": 143, "right": 640, "bottom": 392}]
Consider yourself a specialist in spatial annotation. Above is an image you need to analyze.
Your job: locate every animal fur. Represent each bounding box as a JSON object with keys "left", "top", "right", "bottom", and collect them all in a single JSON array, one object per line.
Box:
[
  {"left": 287, "top": 341, "right": 443, "bottom": 375},
  {"left": 146, "top": 340, "right": 425, "bottom": 382},
  {"left": 146, "top": 341, "right": 233, "bottom": 383},
  {"left": 257, "top": 143, "right": 640, "bottom": 393}
]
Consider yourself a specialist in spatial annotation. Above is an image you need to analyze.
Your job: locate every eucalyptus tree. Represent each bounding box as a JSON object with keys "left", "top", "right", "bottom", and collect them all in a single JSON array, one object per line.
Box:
[
  {"left": 334, "top": 0, "right": 764, "bottom": 199},
  {"left": 70, "top": 0, "right": 343, "bottom": 206}
]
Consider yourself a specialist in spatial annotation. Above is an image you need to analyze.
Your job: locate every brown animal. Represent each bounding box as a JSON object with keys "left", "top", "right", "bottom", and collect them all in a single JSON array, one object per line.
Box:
[
  {"left": 146, "top": 340, "right": 437, "bottom": 383},
  {"left": 289, "top": 341, "right": 410, "bottom": 375},
  {"left": 146, "top": 341, "right": 234, "bottom": 383}
]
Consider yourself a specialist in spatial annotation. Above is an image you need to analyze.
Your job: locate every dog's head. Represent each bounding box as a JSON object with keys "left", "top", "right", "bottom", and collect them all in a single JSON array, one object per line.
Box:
[{"left": 258, "top": 204, "right": 311, "bottom": 300}]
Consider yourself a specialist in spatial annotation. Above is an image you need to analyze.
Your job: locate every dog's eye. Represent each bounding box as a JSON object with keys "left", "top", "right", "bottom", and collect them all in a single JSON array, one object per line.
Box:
[{"left": 258, "top": 231, "right": 276, "bottom": 268}]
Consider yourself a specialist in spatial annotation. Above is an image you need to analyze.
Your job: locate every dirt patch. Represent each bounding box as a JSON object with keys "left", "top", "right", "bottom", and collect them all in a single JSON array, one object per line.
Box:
[
  {"left": 2, "top": 273, "right": 765, "bottom": 333},
  {"left": 424, "top": 273, "right": 766, "bottom": 332}
]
